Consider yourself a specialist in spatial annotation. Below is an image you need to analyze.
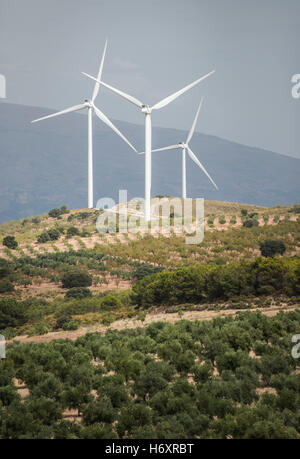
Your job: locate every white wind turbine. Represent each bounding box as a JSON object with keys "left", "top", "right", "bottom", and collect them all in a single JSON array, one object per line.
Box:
[
  {"left": 31, "top": 40, "right": 137, "bottom": 209},
  {"left": 138, "top": 97, "right": 218, "bottom": 198},
  {"left": 82, "top": 69, "right": 215, "bottom": 220}
]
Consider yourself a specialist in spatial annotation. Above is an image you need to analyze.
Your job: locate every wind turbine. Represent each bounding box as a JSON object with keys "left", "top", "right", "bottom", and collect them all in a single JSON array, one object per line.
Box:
[
  {"left": 31, "top": 40, "right": 137, "bottom": 209},
  {"left": 138, "top": 98, "right": 218, "bottom": 198},
  {"left": 82, "top": 69, "right": 215, "bottom": 220}
]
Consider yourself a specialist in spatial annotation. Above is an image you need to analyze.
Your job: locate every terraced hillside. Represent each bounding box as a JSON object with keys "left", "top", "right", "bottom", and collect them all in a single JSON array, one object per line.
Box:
[
  {"left": 0, "top": 200, "right": 299, "bottom": 439},
  {"left": 0, "top": 200, "right": 298, "bottom": 341},
  {"left": 1, "top": 200, "right": 299, "bottom": 260}
]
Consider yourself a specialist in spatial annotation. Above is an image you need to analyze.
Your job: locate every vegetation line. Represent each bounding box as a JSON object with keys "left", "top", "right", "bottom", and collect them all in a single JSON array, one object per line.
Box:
[{"left": 7, "top": 304, "right": 298, "bottom": 345}]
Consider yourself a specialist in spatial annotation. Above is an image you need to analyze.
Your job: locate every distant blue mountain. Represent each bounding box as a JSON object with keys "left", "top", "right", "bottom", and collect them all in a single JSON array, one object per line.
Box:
[{"left": 0, "top": 102, "right": 299, "bottom": 223}]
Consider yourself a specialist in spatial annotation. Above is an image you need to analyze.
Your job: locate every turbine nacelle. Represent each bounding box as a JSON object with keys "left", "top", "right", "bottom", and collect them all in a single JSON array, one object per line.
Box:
[
  {"left": 179, "top": 142, "right": 188, "bottom": 149},
  {"left": 141, "top": 104, "right": 151, "bottom": 114}
]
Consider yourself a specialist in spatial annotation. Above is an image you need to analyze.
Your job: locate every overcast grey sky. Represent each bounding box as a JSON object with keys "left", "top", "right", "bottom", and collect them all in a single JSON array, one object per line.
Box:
[{"left": 1, "top": 0, "right": 300, "bottom": 158}]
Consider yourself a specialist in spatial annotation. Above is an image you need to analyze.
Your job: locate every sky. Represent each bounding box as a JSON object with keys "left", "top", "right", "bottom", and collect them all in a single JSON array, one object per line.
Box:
[{"left": 1, "top": 0, "right": 300, "bottom": 158}]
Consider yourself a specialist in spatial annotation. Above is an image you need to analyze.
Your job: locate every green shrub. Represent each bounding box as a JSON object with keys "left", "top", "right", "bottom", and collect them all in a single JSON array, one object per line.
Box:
[
  {"left": 243, "top": 219, "right": 259, "bottom": 228},
  {"left": 101, "top": 314, "right": 114, "bottom": 326},
  {"left": 48, "top": 208, "right": 62, "bottom": 218},
  {"left": 19, "top": 278, "right": 32, "bottom": 288},
  {"left": 252, "top": 257, "right": 299, "bottom": 296},
  {"left": 51, "top": 226, "right": 64, "bottom": 235},
  {"left": 100, "top": 294, "right": 122, "bottom": 311},
  {"left": 28, "top": 322, "right": 50, "bottom": 336},
  {"left": 80, "top": 230, "right": 91, "bottom": 238},
  {"left": 230, "top": 216, "right": 237, "bottom": 224},
  {"left": 133, "top": 264, "right": 164, "bottom": 281},
  {"left": 60, "top": 205, "right": 69, "bottom": 215},
  {"left": 263, "top": 214, "right": 269, "bottom": 223},
  {"left": 0, "top": 259, "right": 12, "bottom": 279},
  {"left": 259, "top": 240, "right": 286, "bottom": 258},
  {"left": 290, "top": 205, "right": 300, "bottom": 213},
  {"left": 2, "top": 236, "right": 18, "bottom": 250},
  {"left": 241, "top": 209, "right": 248, "bottom": 217},
  {"left": 61, "top": 270, "right": 93, "bottom": 289},
  {"left": 0, "top": 299, "right": 27, "bottom": 328},
  {"left": 47, "top": 228, "right": 60, "bottom": 241},
  {"left": 0, "top": 280, "right": 14, "bottom": 293},
  {"left": 32, "top": 217, "right": 41, "bottom": 224},
  {"left": 65, "top": 287, "right": 92, "bottom": 299},
  {"left": 37, "top": 231, "right": 50, "bottom": 243},
  {"left": 54, "top": 312, "right": 72, "bottom": 330},
  {"left": 66, "top": 226, "right": 80, "bottom": 238},
  {"left": 62, "top": 318, "right": 81, "bottom": 331},
  {"left": 0, "top": 327, "right": 16, "bottom": 339},
  {"left": 248, "top": 213, "right": 258, "bottom": 219},
  {"left": 219, "top": 216, "right": 226, "bottom": 225},
  {"left": 207, "top": 216, "right": 214, "bottom": 226}
]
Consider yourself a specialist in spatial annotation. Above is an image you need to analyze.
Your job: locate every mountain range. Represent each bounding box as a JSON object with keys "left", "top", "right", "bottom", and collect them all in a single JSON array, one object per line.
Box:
[{"left": 0, "top": 102, "right": 299, "bottom": 223}]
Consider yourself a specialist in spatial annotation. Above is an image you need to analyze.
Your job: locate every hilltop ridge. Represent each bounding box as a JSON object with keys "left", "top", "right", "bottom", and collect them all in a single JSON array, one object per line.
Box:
[{"left": 0, "top": 200, "right": 299, "bottom": 303}]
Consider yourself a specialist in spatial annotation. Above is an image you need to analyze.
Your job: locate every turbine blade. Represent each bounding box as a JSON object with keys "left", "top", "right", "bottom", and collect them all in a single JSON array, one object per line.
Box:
[
  {"left": 137, "top": 145, "right": 181, "bottom": 155},
  {"left": 151, "top": 71, "right": 215, "bottom": 111},
  {"left": 187, "top": 147, "right": 219, "bottom": 190},
  {"left": 91, "top": 39, "right": 108, "bottom": 103},
  {"left": 93, "top": 104, "right": 137, "bottom": 152},
  {"left": 31, "top": 103, "right": 87, "bottom": 123},
  {"left": 186, "top": 97, "right": 203, "bottom": 144},
  {"left": 82, "top": 72, "right": 143, "bottom": 108}
]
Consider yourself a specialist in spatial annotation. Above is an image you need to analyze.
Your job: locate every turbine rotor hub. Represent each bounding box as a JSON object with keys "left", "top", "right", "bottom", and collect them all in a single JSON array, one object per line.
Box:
[{"left": 141, "top": 104, "right": 151, "bottom": 114}]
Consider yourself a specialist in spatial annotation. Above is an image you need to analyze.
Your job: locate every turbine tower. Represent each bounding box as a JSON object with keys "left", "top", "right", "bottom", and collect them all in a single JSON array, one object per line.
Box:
[
  {"left": 31, "top": 41, "right": 137, "bottom": 209},
  {"left": 138, "top": 98, "right": 219, "bottom": 198},
  {"left": 82, "top": 70, "right": 215, "bottom": 220}
]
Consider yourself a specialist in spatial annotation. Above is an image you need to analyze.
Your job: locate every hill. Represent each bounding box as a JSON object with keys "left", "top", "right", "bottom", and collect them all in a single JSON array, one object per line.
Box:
[
  {"left": 0, "top": 201, "right": 298, "bottom": 329},
  {"left": 0, "top": 102, "right": 300, "bottom": 223},
  {"left": 0, "top": 202, "right": 299, "bottom": 440}
]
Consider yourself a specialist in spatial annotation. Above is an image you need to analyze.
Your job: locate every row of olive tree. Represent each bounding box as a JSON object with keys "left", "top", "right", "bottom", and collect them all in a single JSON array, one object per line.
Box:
[{"left": 0, "top": 309, "right": 299, "bottom": 438}]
